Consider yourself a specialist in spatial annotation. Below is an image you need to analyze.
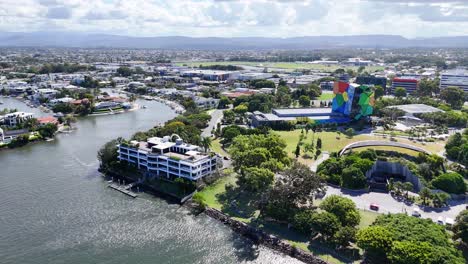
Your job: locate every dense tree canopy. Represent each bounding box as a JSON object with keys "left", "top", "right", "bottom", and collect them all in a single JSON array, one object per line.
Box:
[
  {"left": 431, "top": 172, "right": 466, "bottom": 194},
  {"left": 319, "top": 195, "right": 361, "bottom": 227},
  {"left": 358, "top": 214, "right": 464, "bottom": 264}
]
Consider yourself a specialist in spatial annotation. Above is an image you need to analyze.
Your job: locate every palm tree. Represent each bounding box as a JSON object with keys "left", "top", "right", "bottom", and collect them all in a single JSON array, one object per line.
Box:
[
  {"left": 201, "top": 136, "right": 212, "bottom": 153},
  {"left": 419, "top": 187, "right": 432, "bottom": 206},
  {"left": 403, "top": 182, "right": 413, "bottom": 199}
]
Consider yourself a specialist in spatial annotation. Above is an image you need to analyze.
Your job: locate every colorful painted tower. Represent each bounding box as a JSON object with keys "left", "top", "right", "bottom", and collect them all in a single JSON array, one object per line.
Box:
[{"left": 332, "top": 82, "right": 375, "bottom": 120}]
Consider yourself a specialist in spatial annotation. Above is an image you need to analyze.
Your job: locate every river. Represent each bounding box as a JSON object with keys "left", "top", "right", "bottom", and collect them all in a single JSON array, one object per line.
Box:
[{"left": 0, "top": 96, "right": 302, "bottom": 264}]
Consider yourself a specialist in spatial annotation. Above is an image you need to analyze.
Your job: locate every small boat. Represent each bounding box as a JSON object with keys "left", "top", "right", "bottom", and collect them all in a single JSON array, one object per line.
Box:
[{"left": 141, "top": 105, "right": 147, "bottom": 109}]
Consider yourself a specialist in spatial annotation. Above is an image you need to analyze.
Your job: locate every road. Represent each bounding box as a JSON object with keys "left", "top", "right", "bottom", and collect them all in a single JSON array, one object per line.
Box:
[
  {"left": 310, "top": 151, "right": 330, "bottom": 172},
  {"left": 324, "top": 185, "right": 467, "bottom": 222},
  {"left": 202, "top": 109, "right": 223, "bottom": 137}
]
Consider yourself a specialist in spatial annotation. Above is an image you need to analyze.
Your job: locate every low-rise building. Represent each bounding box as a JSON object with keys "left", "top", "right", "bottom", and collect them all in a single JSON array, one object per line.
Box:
[
  {"left": 194, "top": 97, "right": 219, "bottom": 109},
  {"left": 392, "top": 78, "right": 419, "bottom": 94},
  {"left": 117, "top": 136, "right": 220, "bottom": 181},
  {"left": 3, "top": 112, "right": 34, "bottom": 127},
  {"left": 387, "top": 104, "right": 444, "bottom": 126},
  {"left": 439, "top": 69, "right": 468, "bottom": 92}
]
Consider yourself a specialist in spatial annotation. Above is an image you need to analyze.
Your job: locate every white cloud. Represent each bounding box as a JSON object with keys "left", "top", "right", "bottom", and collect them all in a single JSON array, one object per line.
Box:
[{"left": 0, "top": 0, "right": 468, "bottom": 37}]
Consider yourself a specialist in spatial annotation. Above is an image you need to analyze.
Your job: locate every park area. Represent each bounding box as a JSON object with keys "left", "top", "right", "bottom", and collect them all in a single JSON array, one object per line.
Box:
[
  {"left": 197, "top": 172, "right": 379, "bottom": 264},
  {"left": 272, "top": 130, "right": 446, "bottom": 166},
  {"left": 175, "top": 61, "right": 384, "bottom": 73}
]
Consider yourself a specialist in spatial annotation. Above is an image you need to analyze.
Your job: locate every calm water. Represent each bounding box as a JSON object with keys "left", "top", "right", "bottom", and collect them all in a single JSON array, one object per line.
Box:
[{"left": 0, "top": 96, "right": 301, "bottom": 264}]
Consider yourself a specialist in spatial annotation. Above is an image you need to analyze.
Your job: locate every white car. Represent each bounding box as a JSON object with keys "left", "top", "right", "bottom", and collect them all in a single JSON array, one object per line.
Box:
[
  {"left": 445, "top": 217, "right": 454, "bottom": 227},
  {"left": 411, "top": 208, "right": 421, "bottom": 217}
]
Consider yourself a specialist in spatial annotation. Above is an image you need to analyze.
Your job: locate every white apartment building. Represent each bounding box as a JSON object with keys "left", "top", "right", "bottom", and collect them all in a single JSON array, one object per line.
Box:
[
  {"left": 3, "top": 112, "right": 34, "bottom": 127},
  {"left": 440, "top": 69, "right": 468, "bottom": 92},
  {"left": 118, "top": 136, "right": 220, "bottom": 181}
]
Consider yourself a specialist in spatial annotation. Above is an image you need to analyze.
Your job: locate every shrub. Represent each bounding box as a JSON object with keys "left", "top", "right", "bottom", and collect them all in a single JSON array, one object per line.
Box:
[
  {"left": 431, "top": 172, "right": 466, "bottom": 194},
  {"left": 341, "top": 166, "right": 367, "bottom": 189}
]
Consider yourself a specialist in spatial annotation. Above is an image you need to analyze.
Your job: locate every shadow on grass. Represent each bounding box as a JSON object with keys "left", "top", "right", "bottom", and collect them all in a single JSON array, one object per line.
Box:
[
  {"left": 217, "top": 187, "right": 261, "bottom": 221},
  {"left": 254, "top": 219, "right": 361, "bottom": 264}
]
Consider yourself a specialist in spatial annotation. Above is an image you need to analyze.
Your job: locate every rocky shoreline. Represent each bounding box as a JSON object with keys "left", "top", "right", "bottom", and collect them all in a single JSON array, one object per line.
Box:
[{"left": 202, "top": 207, "right": 328, "bottom": 264}]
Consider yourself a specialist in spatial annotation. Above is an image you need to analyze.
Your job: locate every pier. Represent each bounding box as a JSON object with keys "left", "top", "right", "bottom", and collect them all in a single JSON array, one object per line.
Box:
[{"left": 108, "top": 182, "right": 138, "bottom": 198}]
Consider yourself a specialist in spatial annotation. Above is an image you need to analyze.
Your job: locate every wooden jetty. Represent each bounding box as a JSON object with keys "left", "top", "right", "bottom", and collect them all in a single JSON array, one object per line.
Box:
[{"left": 108, "top": 183, "right": 138, "bottom": 198}]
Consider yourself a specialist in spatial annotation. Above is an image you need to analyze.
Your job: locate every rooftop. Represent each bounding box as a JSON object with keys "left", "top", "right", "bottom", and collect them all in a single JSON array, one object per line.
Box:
[
  {"left": 388, "top": 104, "right": 443, "bottom": 114},
  {"left": 273, "top": 108, "right": 333, "bottom": 116}
]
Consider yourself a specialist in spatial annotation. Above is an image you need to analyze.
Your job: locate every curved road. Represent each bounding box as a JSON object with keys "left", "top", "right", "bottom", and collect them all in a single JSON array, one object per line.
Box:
[{"left": 202, "top": 109, "right": 223, "bottom": 137}]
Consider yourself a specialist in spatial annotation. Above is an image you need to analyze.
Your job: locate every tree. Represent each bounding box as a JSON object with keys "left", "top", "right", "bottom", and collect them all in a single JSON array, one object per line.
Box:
[
  {"left": 218, "top": 96, "right": 231, "bottom": 109},
  {"left": 238, "top": 167, "right": 274, "bottom": 192},
  {"left": 292, "top": 209, "right": 316, "bottom": 235},
  {"left": 8, "top": 134, "right": 30, "bottom": 148},
  {"left": 431, "top": 172, "right": 466, "bottom": 194},
  {"left": 374, "top": 85, "right": 385, "bottom": 99},
  {"left": 344, "top": 128, "right": 354, "bottom": 138},
  {"left": 402, "top": 182, "right": 413, "bottom": 199},
  {"left": 394, "top": 87, "right": 407, "bottom": 98},
  {"left": 233, "top": 104, "right": 248, "bottom": 115},
  {"left": 453, "top": 209, "right": 468, "bottom": 246},
  {"left": 295, "top": 144, "right": 300, "bottom": 158},
  {"left": 316, "top": 138, "right": 322, "bottom": 150},
  {"left": 387, "top": 241, "right": 435, "bottom": 264},
  {"left": 440, "top": 86, "right": 465, "bottom": 110},
  {"left": 366, "top": 213, "right": 465, "bottom": 264},
  {"left": 320, "top": 195, "right": 360, "bottom": 227},
  {"left": 310, "top": 212, "right": 341, "bottom": 240},
  {"left": 333, "top": 226, "right": 357, "bottom": 249},
  {"left": 262, "top": 161, "right": 325, "bottom": 221},
  {"left": 117, "top": 66, "right": 133, "bottom": 77},
  {"left": 357, "top": 226, "right": 394, "bottom": 261},
  {"left": 419, "top": 187, "right": 433, "bottom": 206},
  {"left": 417, "top": 78, "right": 438, "bottom": 97},
  {"left": 222, "top": 109, "right": 236, "bottom": 124},
  {"left": 298, "top": 95, "right": 311, "bottom": 107},
  {"left": 341, "top": 166, "right": 367, "bottom": 189},
  {"left": 37, "top": 123, "right": 58, "bottom": 138},
  {"left": 200, "top": 136, "right": 212, "bottom": 152},
  {"left": 432, "top": 192, "right": 450, "bottom": 208},
  {"left": 97, "top": 138, "right": 122, "bottom": 172}
]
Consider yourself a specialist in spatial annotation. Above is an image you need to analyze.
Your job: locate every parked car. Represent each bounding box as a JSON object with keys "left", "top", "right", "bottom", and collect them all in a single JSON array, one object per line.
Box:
[
  {"left": 370, "top": 203, "right": 380, "bottom": 211},
  {"left": 437, "top": 217, "right": 444, "bottom": 225},
  {"left": 445, "top": 217, "right": 454, "bottom": 227},
  {"left": 411, "top": 208, "right": 421, "bottom": 217}
]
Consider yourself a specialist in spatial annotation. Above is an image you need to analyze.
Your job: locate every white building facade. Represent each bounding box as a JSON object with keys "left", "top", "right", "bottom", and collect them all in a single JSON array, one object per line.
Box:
[
  {"left": 117, "top": 136, "right": 220, "bottom": 181},
  {"left": 3, "top": 112, "right": 34, "bottom": 127},
  {"left": 440, "top": 69, "right": 468, "bottom": 92}
]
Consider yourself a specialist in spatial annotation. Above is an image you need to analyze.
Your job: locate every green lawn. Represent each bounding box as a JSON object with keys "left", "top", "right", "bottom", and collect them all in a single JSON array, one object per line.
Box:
[
  {"left": 175, "top": 61, "right": 384, "bottom": 73},
  {"left": 211, "top": 138, "right": 229, "bottom": 157},
  {"left": 273, "top": 130, "right": 445, "bottom": 166},
  {"left": 197, "top": 174, "right": 237, "bottom": 210},
  {"left": 317, "top": 93, "right": 335, "bottom": 100},
  {"left": 358, "top": 210, "right": 379, "bottom": 229}
]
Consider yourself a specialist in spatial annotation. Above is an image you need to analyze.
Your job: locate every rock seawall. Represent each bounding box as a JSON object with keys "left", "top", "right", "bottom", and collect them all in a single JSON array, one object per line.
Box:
[{"left": 204, "top": 207, "right": 328, "bottom": 264}]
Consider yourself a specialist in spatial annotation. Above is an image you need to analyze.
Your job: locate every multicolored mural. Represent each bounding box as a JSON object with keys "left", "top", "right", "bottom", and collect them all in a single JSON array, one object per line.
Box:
[{"left": 332, "top": 82, "right": 375, "bottom": 120}]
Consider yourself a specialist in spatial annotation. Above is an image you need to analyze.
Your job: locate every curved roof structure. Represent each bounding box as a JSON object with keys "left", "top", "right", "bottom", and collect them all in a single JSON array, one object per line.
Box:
[{"left": 339, "top": 140, "right": 430, "bottom": 156}]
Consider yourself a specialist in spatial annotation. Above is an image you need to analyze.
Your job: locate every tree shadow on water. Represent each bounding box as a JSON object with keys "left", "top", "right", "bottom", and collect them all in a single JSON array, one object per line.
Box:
[{"left": 230, "top": 234, "right": 260, "bottom": 262}]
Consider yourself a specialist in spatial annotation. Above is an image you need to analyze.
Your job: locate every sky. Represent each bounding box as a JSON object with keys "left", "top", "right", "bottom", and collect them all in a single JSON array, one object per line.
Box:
[{"left": 1, "top": 0, "right": 468, "bottom": 38}]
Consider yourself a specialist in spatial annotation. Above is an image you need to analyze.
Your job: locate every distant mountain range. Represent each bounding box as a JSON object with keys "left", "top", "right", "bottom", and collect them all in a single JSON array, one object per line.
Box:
[{"left": 1, "top": 32, "right": 468, "bottom": 49}]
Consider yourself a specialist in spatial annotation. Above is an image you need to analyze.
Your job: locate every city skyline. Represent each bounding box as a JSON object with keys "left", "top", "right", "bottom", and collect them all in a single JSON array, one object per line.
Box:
[{"left": 2, "top": 0, "right": 468, "bottom": 38}]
